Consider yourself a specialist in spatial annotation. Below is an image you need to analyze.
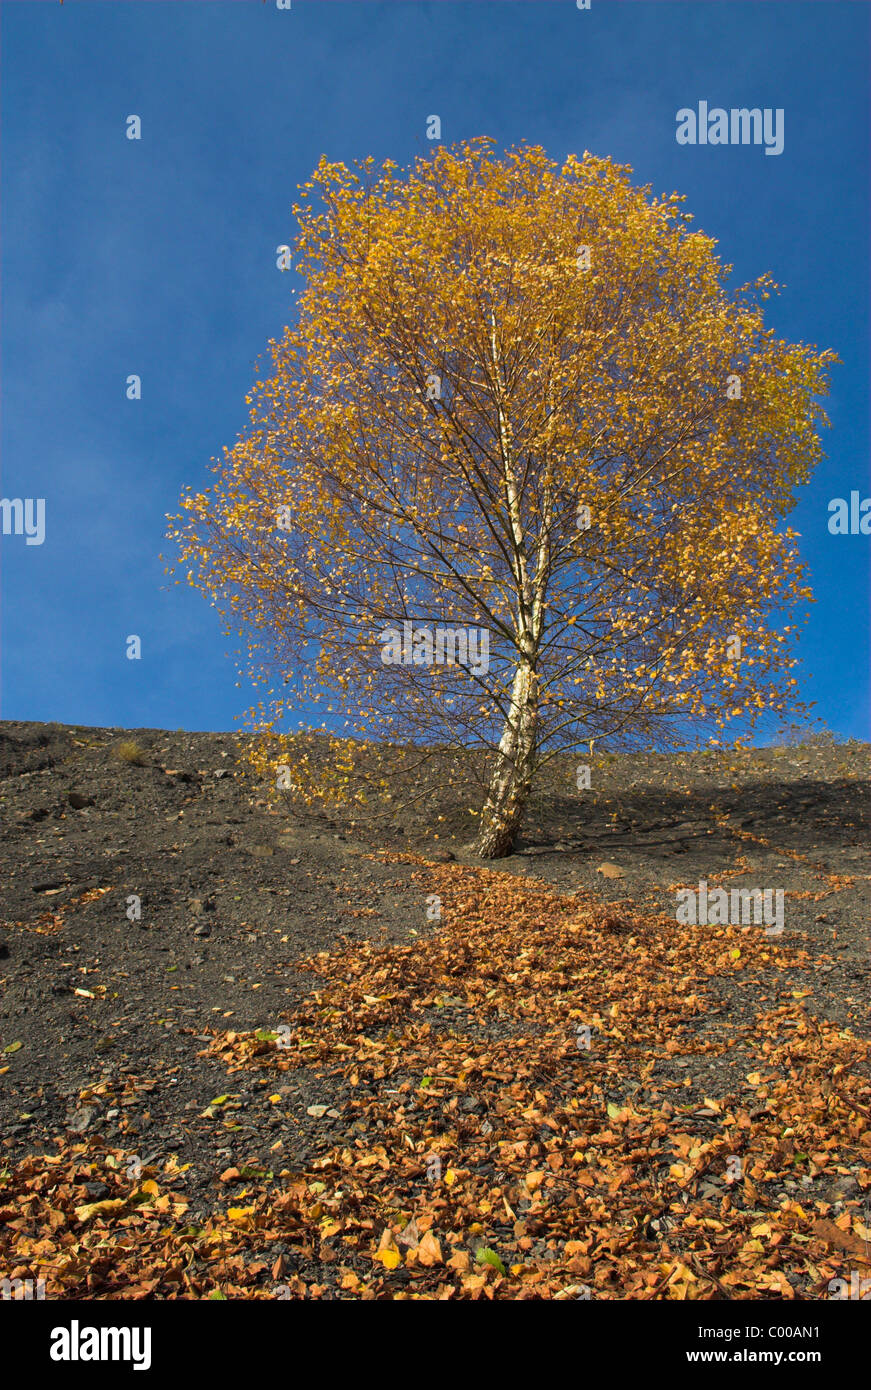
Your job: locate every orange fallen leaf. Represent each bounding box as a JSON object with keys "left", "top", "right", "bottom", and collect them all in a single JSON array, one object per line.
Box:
[{"left": 416, "top": 1230, "right": 443, "bottom": 1266}]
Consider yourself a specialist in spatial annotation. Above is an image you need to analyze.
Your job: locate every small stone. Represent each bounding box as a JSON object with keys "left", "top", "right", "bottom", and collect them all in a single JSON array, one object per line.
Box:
[
  {"left": 68, "top": 1107, "right": 96, "bottom": 1133},
  {"left": 833, "top": 1176, "right": 860, "bottom": 1199},
  {"left": 193, "top": 924, "right": 211, "bottom": 938},
  {"left": 306, "top": 1105, "right": 328, "bottom": 1119},
  {"left": 68, "top": 791, "right": 95, "bottom": 810}
]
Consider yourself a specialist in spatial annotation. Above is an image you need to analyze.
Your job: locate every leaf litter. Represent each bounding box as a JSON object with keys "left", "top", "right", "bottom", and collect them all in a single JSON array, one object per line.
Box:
[{"left": 1, "top": 856, "right": 868, "bottom": 1300}]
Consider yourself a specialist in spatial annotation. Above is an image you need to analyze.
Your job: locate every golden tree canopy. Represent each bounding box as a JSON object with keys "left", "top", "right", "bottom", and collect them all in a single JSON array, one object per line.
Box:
[{"left": 168, "top": 138, "right": 836, "bottom": 820}]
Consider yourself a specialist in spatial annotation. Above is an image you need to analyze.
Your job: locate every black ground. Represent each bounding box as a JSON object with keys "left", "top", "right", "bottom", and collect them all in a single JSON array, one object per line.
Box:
[{"left": 1, "top": 721, "right": 868, "bottom": 1221}]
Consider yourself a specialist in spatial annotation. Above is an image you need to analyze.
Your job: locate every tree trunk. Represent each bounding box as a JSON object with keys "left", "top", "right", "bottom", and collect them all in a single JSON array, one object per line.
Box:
[
  {"left": 474, "top": 310, "right": 549, "bottom": 858},
  {"left": 475, "top": 662, "right": 538, "bottom": 858}
]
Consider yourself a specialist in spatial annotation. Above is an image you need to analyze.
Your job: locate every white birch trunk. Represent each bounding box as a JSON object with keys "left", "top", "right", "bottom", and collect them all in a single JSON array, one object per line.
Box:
[{"left": 474, "top": 314, "right": 553, "bottom": 859}]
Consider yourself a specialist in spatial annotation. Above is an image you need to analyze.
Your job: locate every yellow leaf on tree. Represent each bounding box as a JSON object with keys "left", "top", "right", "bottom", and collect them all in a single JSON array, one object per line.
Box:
[{"left": 166, "top": 140, "right": 836, "bottom": 858}]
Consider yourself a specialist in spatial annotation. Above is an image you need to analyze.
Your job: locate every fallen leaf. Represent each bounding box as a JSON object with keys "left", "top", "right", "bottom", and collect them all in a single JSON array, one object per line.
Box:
[
  {"left": 475, "top": 1246, "right": 506, "bottom": 1275},
  {"left": 416, "top": 1230, "right": 443, "bottom": 1266},
  {"left": 74, "top": 1198, "right": 129, "bottom": 1222},
  {"left": 373, "top": 1247, "right": 401, "bottom": 1270}
]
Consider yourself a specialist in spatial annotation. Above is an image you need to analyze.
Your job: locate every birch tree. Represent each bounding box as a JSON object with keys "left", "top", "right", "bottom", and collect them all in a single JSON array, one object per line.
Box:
[{"left": 168, "top": 139, "right": 836, "bottom": 858}]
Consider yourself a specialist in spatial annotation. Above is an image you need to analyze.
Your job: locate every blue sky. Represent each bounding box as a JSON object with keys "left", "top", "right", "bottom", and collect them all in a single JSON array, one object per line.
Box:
[{"left": 1, "top": 0, "right": 868, "bottom": 741}]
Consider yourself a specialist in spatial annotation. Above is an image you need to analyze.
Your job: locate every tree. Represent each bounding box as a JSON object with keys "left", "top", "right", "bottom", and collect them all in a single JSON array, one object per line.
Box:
[{"left": 167, "top": 139, "right": 836, "bottom": 858}]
